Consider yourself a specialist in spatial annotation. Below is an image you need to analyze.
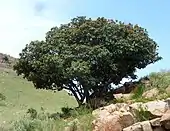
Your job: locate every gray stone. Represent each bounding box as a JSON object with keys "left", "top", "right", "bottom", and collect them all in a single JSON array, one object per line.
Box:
[
  {"left": 141, "top": 121, "right": 153, "bottom": 131},
  {"left": 153, "top": 127, "right": 165, "bottom": 131},
  {"left": 150, "top": 118, "right": 161, "bottom": 127}
]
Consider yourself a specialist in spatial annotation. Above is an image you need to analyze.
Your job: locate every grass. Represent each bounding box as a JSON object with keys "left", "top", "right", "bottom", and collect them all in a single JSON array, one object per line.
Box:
[
  {"left": 1, "top": 106, "right": 93, "bottom": 131},
  {"left": 147, "top": 70, "right": 170, "bottom": 92},
  {"left": 131, "top": 84, "right": 145, "bottom": 100},
  {"left": 113, "top": 70, "right": 170, "bottom": 104},
  {"left": 134, "top": 104, "right": 155, "bottom": 122},
  {"left": 129, "top": 70, "right": 170, "bottom": 103},
  {"left": 1, "top": 67, "right": 170, "bottom": 130},
  {"left": 0, "top": 68, "right": 77, "bottom": 126}
]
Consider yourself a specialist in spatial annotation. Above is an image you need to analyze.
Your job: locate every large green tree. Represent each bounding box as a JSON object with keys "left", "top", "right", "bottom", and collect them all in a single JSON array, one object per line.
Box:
[{"left": 13, "top": 16, "right": 161, "bottom": 106}]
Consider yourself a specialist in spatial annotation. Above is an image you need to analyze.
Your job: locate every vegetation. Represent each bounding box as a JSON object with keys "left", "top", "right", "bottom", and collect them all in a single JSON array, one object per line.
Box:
[
  {"left": 135, "top": 104, "right": 155, "bottom": 122},
  {"left": 148, "top": 70, "right": 170, "bottom": 92},
  {"left": 0, "top": 53, "right": 16, "bottom": 68},
  {"left": 131, "top": 84, "right": 145, "bottom": 99},
  {"left": 0, "top": 68, "right": 77, "bottom": 124},
  {"left": 1, "top": 68, "right": 170, "bottom": 130},
  {"left": 1, "top": 106, "right": 93, "bottom": 131},
  {"left": 13, "top": 16, "right": 161, "bottom": 107}
]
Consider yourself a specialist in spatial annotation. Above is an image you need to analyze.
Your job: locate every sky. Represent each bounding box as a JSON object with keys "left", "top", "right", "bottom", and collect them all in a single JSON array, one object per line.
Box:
[{"left": 0, "top": 0, "right": 170, "bottom": 79}]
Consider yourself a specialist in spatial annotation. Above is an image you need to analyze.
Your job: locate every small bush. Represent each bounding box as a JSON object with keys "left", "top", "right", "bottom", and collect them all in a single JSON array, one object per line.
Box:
[
  {"left": 135, "top": 105, "right": 155, "bottom": 122},
  {"left": 0, "top": 93, "right": 6, "bottom": 101},
  {"left": 27, "top": 108, "right": 37, "bottom": 119},
  {"left": 60, "top": 105, "right": 92, "bottom": 118},
  {"left": 131, "top": 84, "right": 145, "bottom": 100}
]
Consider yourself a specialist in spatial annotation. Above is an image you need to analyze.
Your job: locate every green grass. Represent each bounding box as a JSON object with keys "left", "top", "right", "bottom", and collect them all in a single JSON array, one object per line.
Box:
[
  {"left": 131, "top": 84, "right": 145, "bottom": 100},
  {"left": 2, "top": 67, "right": 170, "bottom": 130},
  {"left": 1, "top": 106, "right": 93, "bottom": 131},
  {"left": 0, "top": 68, "right": 77, "bottom": 125},
  {"left": 134, "top": 104, "right": 155, "bottom": 122},
  {"left": 148, "top": 70, "right": 170, "bottom": 92}
]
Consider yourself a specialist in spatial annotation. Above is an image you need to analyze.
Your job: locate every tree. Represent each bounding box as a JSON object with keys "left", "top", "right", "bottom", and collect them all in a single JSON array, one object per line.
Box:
[
  {"left": 13, "top": 16, "right": 162, "bottom": 106},
  {"left": 2, "top": 55, "right": 9, "bottom": 63}
]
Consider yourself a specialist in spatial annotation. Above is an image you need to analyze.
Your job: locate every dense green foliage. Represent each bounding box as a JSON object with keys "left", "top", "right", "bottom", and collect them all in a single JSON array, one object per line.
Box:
[{"left": 13, "top": 16, "right": 161, "bottom": 106}]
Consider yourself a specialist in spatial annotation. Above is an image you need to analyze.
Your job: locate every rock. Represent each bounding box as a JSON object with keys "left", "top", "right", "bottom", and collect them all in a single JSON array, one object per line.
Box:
[
  {"left": 129, "top": 102, "right": 143, "bottom": 110},
  {"left": 92, "top": 111, "right": 134, "bottom": 131},
  {"left": 120, "top": 112, "right": 134, "bottom": 128},
  {"left": 114, "top": 93, "right": 124, "bottom": 99},
  {"left": 161, "top": 110, "right": 170, "bottom": 122},
  {"left": 164, "top": 98, "right": 170, "bottom": 110},
  {"left": 92, "top": 103, "right": 134, "bottom": 131},
  {"left": 92, "top": 114, "right": 122, "bottom": 131},
  {"left": 141, "top": 121, "right": 153, "bottom": 131},
  {"left": 160, "top": 110, "right": 170, "bottom": 129},
  {"left": 142, "top": 88, "right": 159, "bottom": 99},
  {"left": 114, "top": 93, "right": 132, "bottom": 100},
  {"left": 145, "top": 100, "right": 167, "bottom": 117},
  {"left": 123, "top": 123, "right": 142, "bottom": 131},
  {"left": 150, "top": 118, "right": 161, "bottom": 127},
  {"left": 92, "top": 109, "right": 110, "bottom": 118},
  {"left": 129, "top": 101, "right": 166, "bottom": 118},
  {"left": 132, "top": 124, "right": 142, "bottom": 131},
  {"left": 123, "top": 126, "right": 133, "bottom": 131},
  {"left": 92, "top": 103, "right": 129, "bottom": 117},
  {"left": 153, "top": 127, "right": 165, "bottom": 131}
]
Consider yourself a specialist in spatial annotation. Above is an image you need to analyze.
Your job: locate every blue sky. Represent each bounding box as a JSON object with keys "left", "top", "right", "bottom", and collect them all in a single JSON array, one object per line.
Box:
[{"left": 0, "top": 0, "right": 169, "bottom": 78}]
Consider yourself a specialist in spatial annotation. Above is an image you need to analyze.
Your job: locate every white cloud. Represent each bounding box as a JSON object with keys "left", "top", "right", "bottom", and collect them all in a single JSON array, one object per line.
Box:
[{"left": 0, "top": 0, "right": 70, "bottom": 57}]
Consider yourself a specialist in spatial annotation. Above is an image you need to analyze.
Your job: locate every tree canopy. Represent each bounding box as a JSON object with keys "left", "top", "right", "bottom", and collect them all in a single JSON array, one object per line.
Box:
[{"left": 13, "top": 16, "right": 162, "bottom": 106}]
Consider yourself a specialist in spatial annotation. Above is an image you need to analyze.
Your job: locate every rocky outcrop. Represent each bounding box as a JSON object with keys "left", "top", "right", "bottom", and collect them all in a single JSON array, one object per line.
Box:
[
  {"left": 92, "top": 103, "right": 134, "bottom": 131},
  {"left": 92, "top": 98, "right": 170, "bottom": 131},
  {"left": 142, "top": 88, "right": 159, "bottom": 99},
  {"left": 130, "top": 100, "right": 168, "bottom": 117}
]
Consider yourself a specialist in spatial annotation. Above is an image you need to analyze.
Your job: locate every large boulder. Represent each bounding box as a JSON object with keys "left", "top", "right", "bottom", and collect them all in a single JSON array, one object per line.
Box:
[
  {"left": 160, "top": 110, "right": 170, "bottom": 129},
  {"left": 141, "top": 121, "right": 152, "bottom": 131},
  {"left": 130, "top": 100, "right": 167, "bottom": 117},
  {"left": 92, "top": 114, "right": 122, "bottom": 131},
  {"left": 144, "top": 101, "right": 167, "bottom": 117},
  {"left": 92, "top": 103, "right": 134, "bottom": 131}
]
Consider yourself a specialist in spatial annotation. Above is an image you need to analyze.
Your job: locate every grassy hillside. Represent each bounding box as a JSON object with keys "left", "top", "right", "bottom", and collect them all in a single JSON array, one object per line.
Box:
[
  {"left": 1, "top": 65, "right": 170, "bottom": 130},
  {"left": 0, "top": 68, "right": 77, "bottom": 124}
]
